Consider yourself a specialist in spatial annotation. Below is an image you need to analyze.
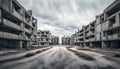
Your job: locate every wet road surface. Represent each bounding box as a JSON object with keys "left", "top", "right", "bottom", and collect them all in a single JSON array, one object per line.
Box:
[{"left": 0, "top": 46, "right": 120, "bottom": 69}]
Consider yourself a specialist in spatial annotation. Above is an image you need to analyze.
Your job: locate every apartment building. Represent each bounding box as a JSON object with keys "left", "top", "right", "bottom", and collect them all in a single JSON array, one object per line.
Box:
[
  {"left": 62, "top": 36, "right": 71, "bottom": 45},
  {"left": 70, "top": 32, "right": 79, "bottom": 46},
  {"left": 71, "top": 0, "right": 120, "bottom": 49},
  {"left": 102, "top": 0, "right": 120, "bottom": 48},
  {"left": 0, "top": 0, "right": 37, "bottom": 49},
  {"left": 51, "top": 36, "right": 59, "bottom": 45},
  {"left": 37, "top": 30, "right": 52, "bottom": 46}
]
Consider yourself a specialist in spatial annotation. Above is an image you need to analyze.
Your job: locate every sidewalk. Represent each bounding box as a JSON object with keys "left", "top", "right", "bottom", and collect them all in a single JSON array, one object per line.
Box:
[
  {"left": 76, "top": 47, "right": 120, "bottom": 64},
  {"left": 0, "top": 46, "right": 51, "bottom": 62}
]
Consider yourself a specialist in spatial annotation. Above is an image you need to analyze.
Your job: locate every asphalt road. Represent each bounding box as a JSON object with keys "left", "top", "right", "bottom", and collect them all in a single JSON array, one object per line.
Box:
[{"left": 0, "top": 46, "right": 120, "bottom": 69}]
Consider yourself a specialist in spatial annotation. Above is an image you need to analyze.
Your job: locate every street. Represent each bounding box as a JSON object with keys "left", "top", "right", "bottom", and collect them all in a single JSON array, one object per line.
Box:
[{"left": 0, "top": 45, "right": 120, "bottom": 69}]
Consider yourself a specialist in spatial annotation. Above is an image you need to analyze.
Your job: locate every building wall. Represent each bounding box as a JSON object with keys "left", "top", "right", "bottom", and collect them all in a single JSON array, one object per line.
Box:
[
  {"left": 51, "top": 36, "right": 59, "bottom": 45},
  {"left": 0, "top": 0, "right": 37, "bottom": 49},
  {"left": 62, "top": 36, "right": 71, "bottom": 45},
  {"left": 71, "top": 0, "right": 120, "bottom": 49},
  {"left": 37, "top": 30, "right": 52, "bottom": 46}
]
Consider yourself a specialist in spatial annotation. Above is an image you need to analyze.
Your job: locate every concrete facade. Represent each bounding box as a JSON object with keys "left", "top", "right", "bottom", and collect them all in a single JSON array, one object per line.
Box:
[
  {"left": 37, "top": 30, "right": 52, "bottom": 46},
  {"left": 71, "top": 0, "right": 120, "bottom": 49},
  {"left": 62, "top": 36, "right": 71, "bottom": 45},
  {"left": 51, "top": 36, "right": 59, "bottom": 45},
  {"left": 0, "top": 0, "right": 37, "bottom": 49}
]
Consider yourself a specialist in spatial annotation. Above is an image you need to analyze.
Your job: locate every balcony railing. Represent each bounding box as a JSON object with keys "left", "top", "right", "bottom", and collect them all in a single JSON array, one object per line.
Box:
[
  {"left": 13, "top": 9, "right": 22, "bottom": 20},
  {"left": 25, "top": 28, "right": 31, "bottom": 34},
  {"left": 0, "top": 31, "right": 20, "bottom": 40},
  {"left": 103, "top": 21, "right": 120, "bottom": 32},
  {"left": 109, "top": 23, "right": 119, "bottom": 29},
  {"left": 89, "top": 38, "right": 95, "bottom": 41},
  {"left": 105, "top": 33, "right": 120, "bottom": 40},
  {"left": 24, "top": 19, "right": 33, "bottom": 27},
  {"left": 22, "top": 35, "right": 30, "bottom": 41},
  {"left": 2, "top": 18, "right": 21, "bottom": 31}
]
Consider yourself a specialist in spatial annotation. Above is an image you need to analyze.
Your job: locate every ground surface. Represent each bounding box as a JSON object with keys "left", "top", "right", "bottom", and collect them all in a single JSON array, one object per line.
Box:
[{"left": 0, "top": 45, "right": 120, "bottom": 69}]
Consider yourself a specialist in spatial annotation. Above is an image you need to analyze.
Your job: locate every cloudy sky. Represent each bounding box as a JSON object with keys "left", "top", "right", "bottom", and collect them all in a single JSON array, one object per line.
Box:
[{"left": 18, "top": 0, "right": 114, "bottom": 37}]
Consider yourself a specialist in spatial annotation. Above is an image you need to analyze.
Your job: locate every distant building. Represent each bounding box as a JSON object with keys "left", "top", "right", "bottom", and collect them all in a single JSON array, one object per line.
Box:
[
  {"left": 71, "top": 0, "right": 120, "bottom": 49},
  {"left": 62, "top": 36, "right": 71, "bottom": 45},
  {"left": 70, "top": 33, "right": 77, "bottom": 45},
  {"left": 0, "top": 0, "right": 37, "bottom": 49},
  {"left": 37, "top": 30, "right": 52, "bottom": 46},
  {"left": 51, "top": 36, "right": 59, "bottom": 45}
]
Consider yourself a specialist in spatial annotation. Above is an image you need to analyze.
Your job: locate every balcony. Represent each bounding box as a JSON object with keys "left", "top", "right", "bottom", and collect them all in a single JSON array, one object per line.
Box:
[
  {"left": 104, "top": 33, "right": 120, "bottom": 40},
  {"left": 103, "top": 22, "right": 120, "bottom": 32},
  {"left": 0, "top": 31, "right": 20, "bottom": 40},
  {"left": 77, "top": 36, "right": 84, "bottom": 39},
  {"left": 24, "top": 19, "right": 33, "bottom": 27},
  {"left": 89, "top": 32, "right": 95, "bottom": 36},
  {"left": 25, "top": 28, "right": 31, "bottom": 34},
  {"left": 24, "top": 36, "right": 30, "bottom": 41},
  {"left": 90, "top": 26, "right": 94, "bottom": 30},
  {"left": 89, "top": 38, "right": 96, "bottom": 42},
  {"left": 2, "top": 18, "right": 21, "bottom": 31},
  {"left": 105, "top": 0, "right": 120, "bottom": 17},
  {"left": 109, "top": 23, "right": 120, "bottom": 30},
  {"left": 13, "top": 9, "right": 22, "bottom": 20}
]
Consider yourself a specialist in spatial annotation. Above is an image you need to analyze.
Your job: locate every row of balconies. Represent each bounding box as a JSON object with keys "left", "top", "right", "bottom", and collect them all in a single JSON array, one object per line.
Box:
[
  {"left": 78, "top": 23, "right": 95, "bottom": 35},
  {"left": 1, "top": 0, "right": 36, "bottom": 28},
  {"left": 2, "top": 17, "right": 32, "bottom": 34},
  {"left": 73, "top": 26, "right": 120, "bottom": 43},
  {"left": 0, "top": 31, "right": 32, "bottom": 41},
  {"left": 2, "top": 18, "right": 22, "bottom": 31},
  {"left": 103, "top": 15, "right": 120, "bottom": 31},
  {"left": 71, "top": 0, "right": 120, "bottom": 44},
  {"left": 13, "top": 9, "right": 22, "bottom": 21},
  {"left": 104, "top": 0, "right": 120, "bottom": 18},
  {"left": 103, "top": 33, "right": 120, "bottom": 40},
  {"left": 77, "top": 37, "right": 96, "bottom": 42},
  {"left": 0, "top": 31, "right": 20, "bottom": 40},
  {"left": 75, "top": 37, "right": 96, "bottom": 43},
  {"left": 75, "top": 33, "right": 120, "bottom": 43}
]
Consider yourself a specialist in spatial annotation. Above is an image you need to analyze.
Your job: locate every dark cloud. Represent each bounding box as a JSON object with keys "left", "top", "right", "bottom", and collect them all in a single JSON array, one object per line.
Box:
[{"left": 18, "top": 0, "right": 114, "bottom": 37}]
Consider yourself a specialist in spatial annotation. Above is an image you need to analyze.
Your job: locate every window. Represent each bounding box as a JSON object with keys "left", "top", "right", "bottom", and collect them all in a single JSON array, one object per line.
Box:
[
  {"left": 103, "top": 32, "right": 106, "bottom": 37},
  {"left": 41, "top": 38, "right": 43, "bottom": 41},
  {"left": 46, "top": 38, "right": 48, "bottom": 41}
]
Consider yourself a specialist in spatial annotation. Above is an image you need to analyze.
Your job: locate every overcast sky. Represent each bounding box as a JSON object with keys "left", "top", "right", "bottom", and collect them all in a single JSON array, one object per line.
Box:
[{"left": 18, "top": 0, "right": 114, "bottom": 37}]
